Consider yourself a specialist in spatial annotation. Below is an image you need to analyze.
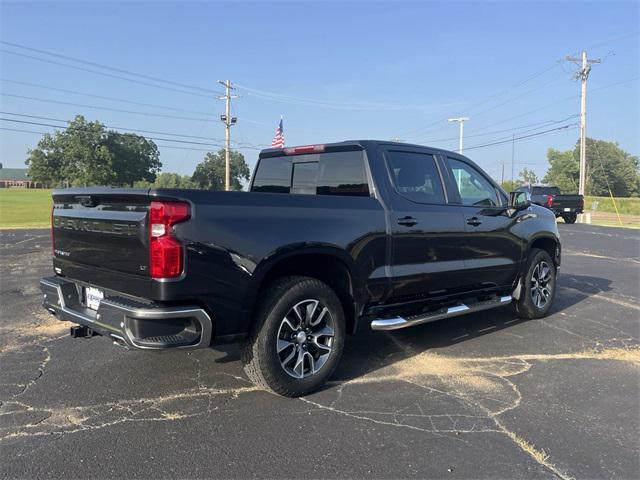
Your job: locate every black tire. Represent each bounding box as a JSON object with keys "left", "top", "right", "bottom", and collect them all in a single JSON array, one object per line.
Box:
[
  {"left": 242, "top": 276, "right": 345, "bottom": 397},
  {"left": 512, "top": 248, "right": 557, "bottom": 319},
  {"left": 563, "top": 213, "right": 577, "bottom": 224}
]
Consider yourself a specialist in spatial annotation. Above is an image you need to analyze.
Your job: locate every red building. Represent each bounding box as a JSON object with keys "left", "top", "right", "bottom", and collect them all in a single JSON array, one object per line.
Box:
[{"left": 0, "top": 168, "right": 43, "bottom": 188}]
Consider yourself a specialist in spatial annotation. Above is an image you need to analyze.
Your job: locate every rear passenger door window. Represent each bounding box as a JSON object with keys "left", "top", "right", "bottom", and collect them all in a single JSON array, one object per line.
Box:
[{"left": 385, "top": 151, "right": 445, "bottom": 204}]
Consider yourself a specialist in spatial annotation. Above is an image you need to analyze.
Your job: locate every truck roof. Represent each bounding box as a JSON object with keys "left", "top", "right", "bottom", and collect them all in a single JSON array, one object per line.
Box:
[{"left": 259, "top": 140, "right": 462, "bottom": 157}]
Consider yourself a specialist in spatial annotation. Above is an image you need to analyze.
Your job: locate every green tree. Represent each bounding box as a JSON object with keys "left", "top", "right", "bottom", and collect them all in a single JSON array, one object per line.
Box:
[
  {"left": 26, "top": 115, "right": 161, "bottom": 187},
  {"left": 192, "top": 149, "right": 250, "bottom": 190},
  {"left": 106, "top": 132, "right": 161, "bottom": 186},
  {"left": 544, "top": 138, "right": 639, "bottom": 196},
  {"left": 581, "top": 138, "right": 639, "bottom": 197},
  {"left": 543, "top": 148, "right": 579, "bottom": 192},
  {"left": 519, "top": 167, "right": 539, "bottom": 185},
  {"left": 134, "top": 172, "right": 198, "bottom": 189},
  {"left": 501, "top": 180, "right": 520, "bottom": 192}
]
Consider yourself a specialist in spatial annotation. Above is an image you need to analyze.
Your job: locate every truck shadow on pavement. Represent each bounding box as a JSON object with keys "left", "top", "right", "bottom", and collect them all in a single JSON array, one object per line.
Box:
[
  {"left": 330, "top": 273, "right": 614, "bottom": 384},
  {"left": 217, "top": 273, "right": 615, "bottom": 385}
]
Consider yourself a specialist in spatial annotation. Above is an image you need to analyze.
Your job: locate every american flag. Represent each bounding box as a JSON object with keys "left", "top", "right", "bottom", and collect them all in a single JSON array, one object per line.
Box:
[{"left": 271, "top": 117, "right": 285, "bottom": 148}]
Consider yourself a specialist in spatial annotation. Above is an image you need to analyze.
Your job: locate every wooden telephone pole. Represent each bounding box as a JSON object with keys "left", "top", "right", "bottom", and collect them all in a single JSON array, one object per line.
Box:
[
  {"left": 218, "top": 80, "right": 238, "bottom": 191},
  {"left": 565, "top": 51, "right": 600, "bottom": 196}
]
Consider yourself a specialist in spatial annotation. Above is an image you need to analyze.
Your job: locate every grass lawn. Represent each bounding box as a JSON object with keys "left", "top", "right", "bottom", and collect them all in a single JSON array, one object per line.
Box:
[
  {"left": 584, "top": 196, "right": 640, "bottom": 215},
  {"left": 0, "top": 189, "right": 52, "bottom": 229},
  {"left": 1, "top": 188, "right": 638, "bottom": 230}
]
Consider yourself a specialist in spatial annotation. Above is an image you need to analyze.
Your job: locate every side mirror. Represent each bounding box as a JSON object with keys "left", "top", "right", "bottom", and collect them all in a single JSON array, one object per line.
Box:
[{"left": 509, "top": 191, "right": 531, "bottom": 210}]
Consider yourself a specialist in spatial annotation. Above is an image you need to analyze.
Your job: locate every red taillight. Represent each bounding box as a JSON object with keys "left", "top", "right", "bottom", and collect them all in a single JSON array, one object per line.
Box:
[
  {"left": 149, "top": 201, "right": 190, "bottom": 278},
  {"left": 546, "top": 195, "right": 554, "bottom": 207},
  {"left": 51, "top": 205, "right": 55, "bottom": 256},
  {"left": 283, "top": 144, "right": 325, "bottom": 155}
]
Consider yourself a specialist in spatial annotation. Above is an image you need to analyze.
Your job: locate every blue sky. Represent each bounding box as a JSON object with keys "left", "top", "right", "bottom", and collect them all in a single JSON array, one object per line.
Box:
[{"left": 1, "top": 1, "right": 638, "bottom": 183}]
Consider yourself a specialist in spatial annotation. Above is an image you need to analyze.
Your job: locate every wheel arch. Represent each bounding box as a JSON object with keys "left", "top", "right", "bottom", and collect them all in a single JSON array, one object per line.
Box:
[
  {"left": 527, "top": 234, "right": 561, "bottom": 268},
  {"left": 250, "top": 247, "right": 361, "bottom": 335}
]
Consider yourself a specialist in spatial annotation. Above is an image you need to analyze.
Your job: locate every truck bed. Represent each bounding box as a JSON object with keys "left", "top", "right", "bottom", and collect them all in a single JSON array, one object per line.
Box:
[{"left": 50, "top": 186, "right": 388, "bottom": 340}]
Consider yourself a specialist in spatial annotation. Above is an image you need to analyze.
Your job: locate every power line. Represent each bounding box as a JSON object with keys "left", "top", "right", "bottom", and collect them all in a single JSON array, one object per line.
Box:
[
  {"left": 0, "top": 111, "right": 262, "bottom": 146},
  {"left": 156, "top": 143, "right": 261, "bottom": 152},
  {"left": 0, "top": 78, "right": 213, "bottom": 116},
  {"left": 467, "top": 77, "right": 565, "bottom": 118},
  {"left": 0, "top": 93, "right": 211, "bottom": 122},
  {"left": 567, "top": 31, "right": 639, "bottom": 57},
  {"left": 458, "top": 76, "right": 637, "bottom": 135},
  {"left": 0, "top": 126, "right": 262, "bottom": 152},
  {"left": 236, "top": 83, "right": 458, "bottom": 112},
  {"left": 415, "top": 115, "right": 579, "bottom": 144},
  {"left": 0, "top": 40, "right": 220, "bottom": 95},
  {"left": 398, "top": 58, "right": 564, "bottom": 137},
  {"left": 464, "top": 124, "right": 578, "bottom": 151},
  {"left": 1, "top": 49, "right": 220, "bottom": 100},
  {"left": 404, "top": 77, "right": 566, "bottom": 141},
  {"left": 404, "top": 31, "right": 637, "bottom": 139},
  {"left": 0, "top": 117, "right": 227, "bottom": 147},
  {"left": 153, "top": 144, "right": 224, "bottom": 152},
  {"left": 462, "top": 65, "right": 564, "bottom": 118},
  {"left": 0, "top": 126, "right": 45, "bottom": 135}
]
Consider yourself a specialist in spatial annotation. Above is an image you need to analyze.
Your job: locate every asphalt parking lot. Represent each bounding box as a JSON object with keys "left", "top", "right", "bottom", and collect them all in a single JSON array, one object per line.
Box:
[{"left": 1, "top": 224, "right": 638, "bottom": 479}]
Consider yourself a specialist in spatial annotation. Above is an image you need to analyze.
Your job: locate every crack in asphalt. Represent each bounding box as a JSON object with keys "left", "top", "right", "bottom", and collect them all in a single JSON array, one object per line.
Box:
[
  {"left": 2, "top": 330, "right": 637, "bottom": 480},
  {"left": 0, "top": 385, "right": 260, "bottom": 442},
  {"left": 303, "top": 344, "right": 639, "bottom": 480}
]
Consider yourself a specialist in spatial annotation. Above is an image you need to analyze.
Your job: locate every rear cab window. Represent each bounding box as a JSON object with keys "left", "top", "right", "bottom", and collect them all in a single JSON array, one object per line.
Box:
[
  {"left": 251, "top": 150, "right": 369, "bottom": 197},
  {"left": 532, "top": 186, "right": 560, "bottom": 196},
  {"left": 251, "top": 156, "right": 291, "bottom": 193}
]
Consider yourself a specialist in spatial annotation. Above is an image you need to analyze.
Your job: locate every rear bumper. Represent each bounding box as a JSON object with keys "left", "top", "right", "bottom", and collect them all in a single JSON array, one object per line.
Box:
[
  {"left": 40, "top": 276, "right": 212, "bottom": 350},
  {"left": 551, "top": 207, "right": 583, "bottom": 215}
]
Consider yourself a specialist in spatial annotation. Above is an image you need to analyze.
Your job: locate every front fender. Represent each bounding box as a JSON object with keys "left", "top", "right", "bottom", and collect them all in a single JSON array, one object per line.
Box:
[{"left": 518, "top": 205, "right": 561, "bottom": 265}]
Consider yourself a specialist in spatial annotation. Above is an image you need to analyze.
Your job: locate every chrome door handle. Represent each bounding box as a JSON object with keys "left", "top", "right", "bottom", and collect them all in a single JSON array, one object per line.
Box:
[
  {"left": 466, "top": 217, "right": 482, "bottom": 226},
  {"left": 397, "top": 216, "right": 418, "bottom": 227}
]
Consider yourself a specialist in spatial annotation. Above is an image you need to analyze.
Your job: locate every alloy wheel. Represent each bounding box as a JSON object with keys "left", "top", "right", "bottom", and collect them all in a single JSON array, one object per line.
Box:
[
  {"left": 531, "top": 261, "right": 553, "bottom": 309},
  {"left": 276, "top": 299, "right": 335, "bottom": 379}
]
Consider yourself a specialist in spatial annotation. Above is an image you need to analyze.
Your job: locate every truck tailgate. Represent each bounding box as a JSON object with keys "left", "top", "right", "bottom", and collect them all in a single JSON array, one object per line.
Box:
[
  {"left": 52, "top": 189, "right": 150, "bottom": 277},
  {"left": 552, "top": 194, "right": 583, "bottom": 209}
]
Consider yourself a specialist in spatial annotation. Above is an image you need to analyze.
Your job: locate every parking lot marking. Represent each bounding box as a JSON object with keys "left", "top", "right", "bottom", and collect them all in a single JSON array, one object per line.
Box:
[{"left": 565, "top": 251, "right": 640, "bottom": 264}]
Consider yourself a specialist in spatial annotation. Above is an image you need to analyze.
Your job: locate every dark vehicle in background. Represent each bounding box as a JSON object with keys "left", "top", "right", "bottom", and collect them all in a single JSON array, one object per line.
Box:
[
  {"left": 518, "top": 185, "right": 584, "bottom": 224},
  {"left": 41, "top": 141, "right": 561, "bottom": 396}
]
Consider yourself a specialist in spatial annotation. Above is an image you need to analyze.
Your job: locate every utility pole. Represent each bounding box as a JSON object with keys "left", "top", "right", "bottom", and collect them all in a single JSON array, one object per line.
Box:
[
  {"left": 511, "top": 133, "right": 515, "bottom": 183},
  {"left": 566, "top": 51, "right": 600, "bottom": 195},
  {"left": 217, "top": 80, "right": 238, "bottom": 191},
  {"left": 448, "top": 117, "right": 469, "bottom": 154}
]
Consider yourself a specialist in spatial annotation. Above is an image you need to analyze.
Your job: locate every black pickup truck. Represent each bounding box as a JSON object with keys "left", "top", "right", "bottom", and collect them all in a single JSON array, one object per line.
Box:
[
  {"left": 517, "top": 185, "right": 584, "bottom": 224},
  {"left": 41, "top": 141, "right": 561, "bottom": 396}
]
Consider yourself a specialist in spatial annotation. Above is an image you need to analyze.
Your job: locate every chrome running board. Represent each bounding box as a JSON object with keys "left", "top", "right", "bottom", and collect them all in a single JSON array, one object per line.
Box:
[{"left": 370, "top": 295, "right": 512, "bottom": 331}]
